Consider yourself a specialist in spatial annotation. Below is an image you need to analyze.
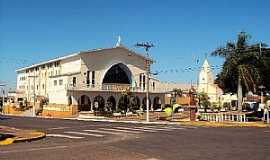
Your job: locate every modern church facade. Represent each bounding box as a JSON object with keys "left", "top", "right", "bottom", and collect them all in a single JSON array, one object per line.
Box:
[{"left": 15, "top": 45, "right": 172, "bottom": 117}]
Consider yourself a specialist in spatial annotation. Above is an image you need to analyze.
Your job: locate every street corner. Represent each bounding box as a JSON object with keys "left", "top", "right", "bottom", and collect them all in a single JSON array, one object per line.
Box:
[{"left": 0, "top": 125, "right": 46, "bottom": 145}]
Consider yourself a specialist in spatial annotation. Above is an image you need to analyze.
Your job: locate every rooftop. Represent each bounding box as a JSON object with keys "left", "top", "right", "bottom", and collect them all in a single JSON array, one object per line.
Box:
[{"left": 16, "top": 46, "right": 153, "bottom": 72}]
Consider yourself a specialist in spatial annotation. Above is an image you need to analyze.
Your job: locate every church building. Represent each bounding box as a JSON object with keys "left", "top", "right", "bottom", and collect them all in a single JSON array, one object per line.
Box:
[{"left": 198, "top": 59, "right": 223, "bottom": 103}]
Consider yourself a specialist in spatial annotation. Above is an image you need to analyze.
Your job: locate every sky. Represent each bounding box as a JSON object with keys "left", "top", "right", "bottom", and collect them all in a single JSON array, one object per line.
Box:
[{"left": 1, "top": 0, "right": 270, "bottom": 91}]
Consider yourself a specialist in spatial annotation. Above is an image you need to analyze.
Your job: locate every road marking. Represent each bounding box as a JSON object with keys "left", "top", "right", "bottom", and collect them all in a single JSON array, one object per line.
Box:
[
  {"left": 83, "top": 129, "right": 123, "bottom": 135},
  {"left": 264, "top": 131, "right": 270, "bottom": 133},
  {"left": 135, "top": 126, "right": 174, "bottom": 131},
  {"left": 114, "top": 126, "right": 157, "bottom": 132},
  {"left": 146, "top": 126, "right": 186, "bottom": 130},
  {"left": 64, "top": 131, "right": 104, "bottom": 137},
  {"left": 99, "top": 128, "right": 142, "bottom": 134},
  {"left": 49, "top": 127, "right": 70, "bottom": 130},
  {"left": 46, "top": 134, "right": 84, "bottom": 139},
  {"left": 0, "top": 146, "right": 68, "bottom": 154},
  {"left": 179, "top": 126, "right": 197, "bottom": 129}
]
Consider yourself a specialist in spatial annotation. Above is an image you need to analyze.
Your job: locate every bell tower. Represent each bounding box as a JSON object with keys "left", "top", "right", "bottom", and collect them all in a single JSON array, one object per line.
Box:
[{"left": 198, "top": 59, "right": 214, "bottom": 93}]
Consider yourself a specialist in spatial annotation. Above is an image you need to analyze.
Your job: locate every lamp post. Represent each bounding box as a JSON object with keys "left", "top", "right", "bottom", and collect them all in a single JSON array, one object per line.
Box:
[{"left": 135, "top": 42, "right": 154, "bottom": 122}]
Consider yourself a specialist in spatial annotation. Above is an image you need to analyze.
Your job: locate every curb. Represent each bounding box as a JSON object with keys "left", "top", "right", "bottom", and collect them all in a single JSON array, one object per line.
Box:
[
  {"left": 0, "top": 134, "right": 16, "bottom": 145},
  {"left": 0, "top": 132, "right": 46, "bottom": 145},
  {"left": 0, "top": 138, "right": 15, "bottom": 145},
  {"left": 0, "top": 125, "right": 46, "bottom": 145},
  {"left": 13, "top": 131, "right": 46, "bottom": 143}
]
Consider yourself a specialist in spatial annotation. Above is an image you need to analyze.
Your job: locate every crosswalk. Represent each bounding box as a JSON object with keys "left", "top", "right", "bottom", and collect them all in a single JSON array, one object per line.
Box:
[{"left": 46, "top": 125, "right": 195, "bottom": 139}]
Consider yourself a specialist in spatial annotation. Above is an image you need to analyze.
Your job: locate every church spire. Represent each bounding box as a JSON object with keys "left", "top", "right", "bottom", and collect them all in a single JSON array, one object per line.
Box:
[{"left": 115, "top": 36, "right": 122, "bottom": 47}]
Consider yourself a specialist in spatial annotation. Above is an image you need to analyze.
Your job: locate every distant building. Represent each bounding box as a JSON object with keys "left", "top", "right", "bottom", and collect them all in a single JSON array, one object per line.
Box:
[{"left": 198, "top": 59, "right": 223, "bottom": 103}]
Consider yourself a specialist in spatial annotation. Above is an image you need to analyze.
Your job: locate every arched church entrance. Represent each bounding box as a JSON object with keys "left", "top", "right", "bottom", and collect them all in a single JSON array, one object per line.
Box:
[{"left": 102, "top": 63, "right": 132, "bottom": 84}]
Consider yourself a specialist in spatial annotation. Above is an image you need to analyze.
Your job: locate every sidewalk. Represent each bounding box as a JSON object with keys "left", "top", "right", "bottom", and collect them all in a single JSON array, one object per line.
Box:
[{"left": 0, "top": 125, "right": 46, "bottom": 145}]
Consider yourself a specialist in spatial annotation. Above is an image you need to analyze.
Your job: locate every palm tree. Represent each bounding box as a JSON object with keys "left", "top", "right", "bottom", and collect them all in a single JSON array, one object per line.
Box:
[{"left": 211, "top": 32, "right": 265, "bottom": 111}]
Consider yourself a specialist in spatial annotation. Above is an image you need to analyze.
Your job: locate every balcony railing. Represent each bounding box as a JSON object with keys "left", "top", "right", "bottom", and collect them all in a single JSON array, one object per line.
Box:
[{"left": 66, "top": 83, "right": 169, "bottom": 93}]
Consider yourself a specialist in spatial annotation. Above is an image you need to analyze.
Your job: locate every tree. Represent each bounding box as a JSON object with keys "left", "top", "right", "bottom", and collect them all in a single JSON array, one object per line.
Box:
[
  {"left": 211, "top": 32, "right": 269, "bottom": 111},
  {"left": 172, "top": 88, "right": 183, "bottom": 97},
  {"left": 171, "top": 88, "right": 183, "bottom": 105},
  {"left": 198, "top": 92, "right": 211, "bottom": 111},
  {"left": 118, "top": 88, "right": 134, "bottom": 113}
]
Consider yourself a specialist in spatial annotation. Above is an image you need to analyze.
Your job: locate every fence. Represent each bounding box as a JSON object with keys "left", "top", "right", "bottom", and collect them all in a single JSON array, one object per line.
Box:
[{"left": 200, "top": 112, "right": 247, "bottom": 122}]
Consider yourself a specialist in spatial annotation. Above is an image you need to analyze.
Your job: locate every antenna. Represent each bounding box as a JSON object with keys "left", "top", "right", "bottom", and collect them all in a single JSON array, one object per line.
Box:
[{"left": 135, "top": 42, "right": 154, "bottom": 56}]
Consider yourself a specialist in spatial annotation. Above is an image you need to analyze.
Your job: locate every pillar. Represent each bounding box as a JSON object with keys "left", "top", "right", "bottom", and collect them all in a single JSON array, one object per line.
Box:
[
  {"left": 91, "top": 100, "right": 94, "bottom": 112},
  {"left": 266, "top": 111, "right": 270, "bottom": 123}
]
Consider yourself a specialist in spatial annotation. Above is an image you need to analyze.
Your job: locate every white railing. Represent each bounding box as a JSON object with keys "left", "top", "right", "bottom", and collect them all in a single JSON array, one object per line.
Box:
[{"left": 66, "top": 83, "right": 169, "bottom": 93}]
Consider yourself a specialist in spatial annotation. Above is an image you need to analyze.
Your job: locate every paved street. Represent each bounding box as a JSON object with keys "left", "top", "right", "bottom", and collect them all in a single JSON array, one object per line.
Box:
[{"left": 0, "top": 115, "right": 269, "bottom": 160}]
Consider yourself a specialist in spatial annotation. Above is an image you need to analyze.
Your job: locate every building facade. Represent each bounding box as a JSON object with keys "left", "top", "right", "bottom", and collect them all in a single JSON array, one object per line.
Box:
[
  {"left": 198, "top": 59, "right": 223, "bottom": 103},
  {"left": 15, "top": 46, "right": 170, "bottom": 117}
]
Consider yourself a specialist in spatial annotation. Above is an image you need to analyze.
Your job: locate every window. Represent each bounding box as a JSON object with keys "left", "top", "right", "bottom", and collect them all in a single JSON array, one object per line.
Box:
[
  {"left": 36, "top": 85, "right": 39, "bottom": 90},
  {"left": 59, "top": 79, "right": 63, "bottom": 85},
  {"left": 153, "top": 82, "right": 155, "bottom": 90},
  {"left": 42, "top": 84, "right": 45, "bottom": 89},
  {"left": 86, "top": 71, "right": 90, "bottom": 86},
  {"left": 142, "top": 75, "right": 146, "bottom": 91},
  {"left": 72, "top": 77, "right": 76, "bottom": 87},
  {"left": 54, "top": 80, "right": 57, "bottom": 86},
  {"left": 139, "top": 74, "right": 142, "bottom": 88},
  {"left": 91, "top": 71, "right": 95, "bottom": 85}
]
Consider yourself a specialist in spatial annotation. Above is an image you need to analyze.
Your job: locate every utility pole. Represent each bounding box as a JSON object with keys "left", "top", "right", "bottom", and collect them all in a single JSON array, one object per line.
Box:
[
  {"left": 135, "top": 42, "right": 154, "bottom": 122},
  {"left": 0, "top": 84, "right": 6, "bottom": 113},
  {"left": 259, "top": 85, "right": 265, "bottom": 104},
  {"left": 29, "top": 75, "right": 37, "bottom": 116}
]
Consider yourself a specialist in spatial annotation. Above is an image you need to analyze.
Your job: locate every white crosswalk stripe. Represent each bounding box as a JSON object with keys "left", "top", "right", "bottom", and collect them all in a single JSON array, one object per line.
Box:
[
  {"left": 83, "top": 129, "right": 123, "bottom": 135},
  {"left": 114, "top": 127, "right": 157, "bottom": 133},
  {"left": 46, "top": 133, "right": 84, "bottom": 139},
  {"left": 99, "top": 128, "right": 142, "bottom": 134},
  {"left": 135, "top": 126, "right": 174, "bottom": 131},
  {"left": 64, "top": 131, "right": 104, "bottom": 137},
  {"left": 47, "top": 125, "right": 195, "bottom": 140},
  {"left": 146, "top": 126, "right": 186, "bottom": 130}
]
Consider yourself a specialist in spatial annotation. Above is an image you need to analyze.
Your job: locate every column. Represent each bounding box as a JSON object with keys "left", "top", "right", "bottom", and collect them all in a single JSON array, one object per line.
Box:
[
  {"left": 266, "top": 111, "right": 270, "bottom": 123},
  {"left": 90, "top": 100, "right": 94, "bottom": 112}
]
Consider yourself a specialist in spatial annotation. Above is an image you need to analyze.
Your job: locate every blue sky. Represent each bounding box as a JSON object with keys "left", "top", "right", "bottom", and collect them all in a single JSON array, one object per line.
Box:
[{"left": 1, "top": 0, "right": 270, "bottom": 90}]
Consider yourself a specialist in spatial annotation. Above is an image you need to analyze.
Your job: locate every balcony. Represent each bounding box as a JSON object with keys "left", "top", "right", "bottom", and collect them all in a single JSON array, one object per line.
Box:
[{"left": 66, "top": 83, "right": 168, "bottom": 93}]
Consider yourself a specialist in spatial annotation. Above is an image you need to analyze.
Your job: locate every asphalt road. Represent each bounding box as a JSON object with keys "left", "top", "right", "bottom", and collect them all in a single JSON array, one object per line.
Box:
[{"left": 0, "top": 115, "right": 269, "bottom": 160}]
